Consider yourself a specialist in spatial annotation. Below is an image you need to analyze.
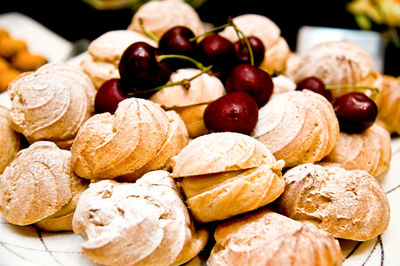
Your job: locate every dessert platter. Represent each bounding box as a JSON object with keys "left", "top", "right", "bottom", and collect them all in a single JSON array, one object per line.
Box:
[{"left": 1, "top": 0, "right": 400, "bottom": 265}]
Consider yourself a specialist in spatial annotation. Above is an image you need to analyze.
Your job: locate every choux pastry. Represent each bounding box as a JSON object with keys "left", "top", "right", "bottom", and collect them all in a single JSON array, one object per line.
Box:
[{"left": 0, "top": 106, "right": 20, "bottom": 174}]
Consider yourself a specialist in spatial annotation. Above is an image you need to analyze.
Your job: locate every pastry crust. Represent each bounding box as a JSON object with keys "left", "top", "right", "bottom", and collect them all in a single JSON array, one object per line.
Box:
[
  {"left": 71, "top": 98, "right": 170, "bottom": 180},
  {"left": 72, "top": 170, "right": 208, "bottom": 266},
  {"left": 278, "top": 163, "right": 390, "bottom": 241},
  {"left": 8, "top": 63, "right": 96, "bottom": 149},
  {"left": 0, "top": 106, "right": 20, "bottom": 174},
  {"left": 128, "top": 0, "right": 204, "bottom": 39},
  {"left": 323, "top": 123, "right": 391, "bottom": 179},
  {"left": 208, "top": 208, "right": 342, "bottom": 266},
  {"left": 252, "top": 90, "right": 339, "bottom": 168},
  {"left": 0, "top": 141, "right": 87, "bottom": 226}
]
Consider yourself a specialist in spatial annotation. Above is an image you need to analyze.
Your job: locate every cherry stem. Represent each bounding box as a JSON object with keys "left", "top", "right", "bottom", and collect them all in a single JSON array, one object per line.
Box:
[
  {"left": 325, "top": 84, "right": 379, "bottom": 100},
  {"left": 158, "top": 54, "right": 210, "bottom": 72},
  {"left": 138, "top": 18, "right": 159, "bottom": 43},
  {"left": 227, "top": 17, "right": 254, "bottom": 66},
  {"left": 189, "top": 23, "right": 230, "bottom": 42}
]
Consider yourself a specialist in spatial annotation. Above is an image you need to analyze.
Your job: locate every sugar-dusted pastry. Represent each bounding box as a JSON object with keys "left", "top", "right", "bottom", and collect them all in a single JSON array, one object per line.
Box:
[
  {"left": 128, "top": 0, "right": 204, "bottom": 39},
  {"left": 375, "top": 75, "right": 400, "bottom": 134},
  {"left": 72, "top": 170, "right": 209, "bottom": 266},
  {"left": 219, "top": 14, "right": 290, "bottom": 74},
  {"left": 208, "top": 208, "right": 342, "bottom": 266},
  {"left": 270, "top": 74, "right": 296, "bottom": 99},
  {"left": 8, "top": 63, "right": 96, "bottom": 149},
  {"left": 81, "top": 30, "right": 157, "bottom": 88},
  {"left": 150, "top": 68, "right": 225, "bottom": 138},
  {"left": 71, "top": 97, "right": 187, "bottom": 180},
  {"left": 171, "top": 132, "right": 285, "bottom": 222},
  {"left": 252, "top": 90, "right": 339, "bottom": 168},
  {"left": 323, "top": 123, "right": 391, "bottom": 179},
  {"left": 0, "top": 141, "right": 88, "bottom": 228},
  {"left": 278, "top": 163, "right": 390, "bottom": 241},
  {"left": 283, "top": 52, "right": 303, "bottom": 81},
  {"left": 0, "top": 106, "right": 20, "bottom": 174}
]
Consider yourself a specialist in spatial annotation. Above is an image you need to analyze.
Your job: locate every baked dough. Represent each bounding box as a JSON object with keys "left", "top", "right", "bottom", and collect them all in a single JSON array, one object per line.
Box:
[
  {"left": 278, "top": 163, "right": 390, "bottom": 241},
  {"left": 72, "top": 170, "right": 208, "bottom": 266},
  {"left": 252, "top": 90, "right": 339, "bottom": 168},
  {"left": 0, "top": 106, "right": 20, "bottom": 174},
  {"left": 8, "top": 63, "right": 96, "bottom": 149},
  {"left": 208, "top": 208, "right": 342, "bottom": 266},
  {"left": 171, "top": 132, "right": 285, "bottom": 222}
]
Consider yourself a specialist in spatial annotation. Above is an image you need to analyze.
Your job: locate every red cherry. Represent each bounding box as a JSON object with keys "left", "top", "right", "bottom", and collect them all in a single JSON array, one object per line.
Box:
[
  {"left": 95, "top": 78, "right": 127, "bottom": 114},
  {"left": 203, "top": 91, "right": 259, "bottom": 135},
  {"left": 233, "top": 36, "right": 265, "bottom": 66},
  {"left": 225, "top": 64, "right": 273, "bottom": 107},
  {"left": 295, "top": 77, "right": 332, "bottom": 102},
  {"left": 333, "top": 92, "right": 378, "bottom": 133}
]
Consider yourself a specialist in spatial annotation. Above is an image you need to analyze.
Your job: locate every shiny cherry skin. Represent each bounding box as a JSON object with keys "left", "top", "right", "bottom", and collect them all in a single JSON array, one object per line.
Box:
[
  {"left": 225, "top": 64, "right": 273, "bottom": 107},
  {"left": 333, "top": 92, "right": 378, "bottom": 133},
  {"left": 95, "top": 78, "right": 128, "bottom": 114},
  {"left": 233, "top": 36, "right": 265, "bottom": 66},
  {"left": 295, "top": 76, "right": 332, "bottom": 102},
  {"left": 203, "top": 91, "right": 259, "bottom": 135}
]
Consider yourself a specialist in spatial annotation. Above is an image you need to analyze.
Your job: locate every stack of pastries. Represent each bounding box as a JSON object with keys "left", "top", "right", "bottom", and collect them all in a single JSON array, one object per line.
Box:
[{"left": 0, "top": 0, "right": 397, "bottom": 265}]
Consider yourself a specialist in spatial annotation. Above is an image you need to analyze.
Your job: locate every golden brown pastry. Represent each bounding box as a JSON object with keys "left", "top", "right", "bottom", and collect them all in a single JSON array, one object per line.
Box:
[
  {"left": 171, "top": 132, "right": 285, "bottom": 222},
  {"left": 0, "top": 28, "right": 10, "bottom": 39},
  {"left": 375, "top": 75, "right": 400, "bottom": 134},
  {"left": 0, "top": 141, "right": 88, "bottom": 228},
  {"left": 0, "top": 36, "right": 27, "bottom": 59},
  {"left": 323, "top": 123, "right": 391, "bottom": 179},
  {"left": 278, "top": 163, "right": 390, "bottom": 241},
  {"left": 252, "top": 90, "right": 339, "bottom": 168},
  {"left": 71, "top": 98, "right": 187, "bottom": 181},
  {"left": 8, "top": 63, "right": 96, "bottom": 149},
  {"left": 150, "top": 68, "right": 225, "bottom": 138},
  {"left": 208, "top": 208, "right": 342, "bottom": 266},
  {"left": 0, "top": 67, "right": 20, "bottom": 92},
  {"left": 219, "top": 14, "right": 290, "bottom": 74},
  {"left": 11, "top": 50, "right": 48, "bottom": 71},
  {"left": 72, "top": 170, "right": 209, "bottom": 266},
  {"left": 128, "top": 0, "right": 204, "bottom": 39},
  {"left": 0, "top": 106, "right": 20, "bottom": 174},
  {"left": 81, "top": 30, "right": 157, "bottom": 88}
]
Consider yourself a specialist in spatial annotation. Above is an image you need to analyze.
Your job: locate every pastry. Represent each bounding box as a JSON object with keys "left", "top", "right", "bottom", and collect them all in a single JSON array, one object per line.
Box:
[
  {"left": 208, "top": 208, "right": 342, "bottom": 266},
  {"left": 150, "top": 68, "right": 225, "bottom": 137},
  {"left": 81, "top": 30, "right": 157, "bottom": 88},
  {"left": 278, "top": 163, "right": 390, "bottom": 241},
  {"left": 283, "top": 52, "right": 303, "bottom": 81},
  {"left": 270, "top": 74, "right": 296, "bottom": 99},
  {"left": 71, "top": 97, "right": 186, "bottom": 180},
  {"left": 8, "top": 63, "right": 96, "bottom": 149},
  {"left": 323, "top": 123, "right": 391, "bottom": 179},
  {"left": 0, "top": 106, "right": 20, "bottom": 174},
  {"left": 0, "top": 67, "right": 20, "bottom": 92},
  {"left": 11, "top": 50, "right": 48, "bottom": 72},
  {"left": 72, "top": 170, "right": 209, "bottom": 266},
  {"left": 252, "top": 90, "right": 339, "bottom": 168},
  {"left": 171, "top": 132, "right": 285, "bottom": 222},
  {"left": 0, "top": 36, "right": 27, "bottom": 59},
  {"left": 128, "top": 0, "right": 204, "bottom": 39},
  {"left": 0, "top": 141, "right": 88, "bottom": 228},
  {"left": 374, "top": 75, "right": 400, "bottom": 134},
  {"left": 219, "top": 14, "right": 290, "bottom": 74}
]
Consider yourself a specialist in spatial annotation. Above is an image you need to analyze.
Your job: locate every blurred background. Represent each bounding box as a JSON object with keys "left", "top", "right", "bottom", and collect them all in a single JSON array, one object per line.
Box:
[{"left": 1, "top": 0, "right": 399, "bottom": 75}]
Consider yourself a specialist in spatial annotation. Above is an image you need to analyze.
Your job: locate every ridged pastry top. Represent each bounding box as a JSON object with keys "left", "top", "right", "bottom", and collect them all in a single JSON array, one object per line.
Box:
[
  {"left": 208, "top": 208, "right": 342, "bottom": 266},
  {"left": 71, "top": 98, "right": 170, "bottom": 179},
  {"left": 294, "top": 40, "right": 373, "bottom": 86},
  {"left": 150, "top": 68, "right": 225, "bottom": 108},
  {"left": 323, "top": 123, "right": 391, "bottom": 179},
  {"left": 252, "top": 90, "right": 339, "bottom": 168},
  {"left": 0, "top": 106, "right": 20, "bottom": 173},
  {"left": 81, "top": 30, "right": 157, "bottom": 88},
  {"left": 128, "top": 0, "right": 204, "bottom": 38},
  {"left": 171, "top": 132, "right": 275, "bottom": 177},
  {"left": 278, "top": 163, "right": 390, "bottom": 241},
  {"left": 0, "top": 141, "right": 84, "bottom": 226},
  {"left": 8, "top": 63, "right": 96, "bottom": 149},
  {"left": 219, "top": 14, "right": 290, "bottom": 73},
  {"left": 72, "top": 170, "right": 208, "bottom": 266}
]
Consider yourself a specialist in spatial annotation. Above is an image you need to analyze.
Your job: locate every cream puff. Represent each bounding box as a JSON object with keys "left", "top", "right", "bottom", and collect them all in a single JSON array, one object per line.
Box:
[{"left": 0, "top": 106, "right": 20, "bottom": 174}]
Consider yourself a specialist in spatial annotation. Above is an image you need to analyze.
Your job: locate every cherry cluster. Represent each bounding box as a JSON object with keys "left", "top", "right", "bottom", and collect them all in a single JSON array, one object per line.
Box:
[{"left": 295, "top": 77, "right": 378, "bottom": 134}]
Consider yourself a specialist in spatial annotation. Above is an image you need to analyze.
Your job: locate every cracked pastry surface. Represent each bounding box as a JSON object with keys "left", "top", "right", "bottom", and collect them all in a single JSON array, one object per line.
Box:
[
  {"left": 252, "top": 90, "right": 339, "bottom": 168},
  {"left": 208, "top": 208, "right": 342, "bottom": 266},
  {"left": 0, "top": 106, "right": 20, "bottom": 174},
  {"left": 8, "top": 63, "right": 96, "bottom": 149},
  {"left": 278, "top": 163, "right": 390, "bottom": 241},
  {"left": 72, "top": 170, "right": 208, "bottom": 266},
  {"left": 0, "top": 141, "right": 88, "bottom": 227}
]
